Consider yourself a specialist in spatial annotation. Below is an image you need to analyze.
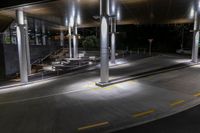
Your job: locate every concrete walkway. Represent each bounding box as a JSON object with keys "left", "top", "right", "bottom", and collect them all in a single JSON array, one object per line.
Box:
[{"left": 0, "top": 54, "right": 199, "bottom": 133}]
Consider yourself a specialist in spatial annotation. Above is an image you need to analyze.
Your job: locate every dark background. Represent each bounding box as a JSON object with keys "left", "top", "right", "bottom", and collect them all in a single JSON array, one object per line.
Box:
[
  {"left": 116, "top": 24, "right": 193, "bottom": 52},
  {"left": 82, "top": 24, "right": 193, "bottom": 53}
]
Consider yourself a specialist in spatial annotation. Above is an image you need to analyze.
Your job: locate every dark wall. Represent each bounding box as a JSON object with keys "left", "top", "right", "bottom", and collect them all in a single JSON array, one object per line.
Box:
[
  {"left": 3, "top": 45, "right": 19, "bottom": 76},
  {"left": 3, "top": 44, "right": 60, "bottom": 76},
  {"left": 0, "top": 35, "right": 5, "bottom": 79}
]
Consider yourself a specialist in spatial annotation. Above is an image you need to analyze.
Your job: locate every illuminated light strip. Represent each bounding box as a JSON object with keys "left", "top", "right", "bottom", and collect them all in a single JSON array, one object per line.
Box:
[
  {"left": 193, "top": 92, "right": 200, "bottom": 97},
  {"left": 170, "top": 100, "right": 185, "bottom": 107},
  {"left": 133, "top": 109, "right": 155, "bottom": 118},
  {"left": 78, "top": 121, "right": 109, "bottom": 131}
]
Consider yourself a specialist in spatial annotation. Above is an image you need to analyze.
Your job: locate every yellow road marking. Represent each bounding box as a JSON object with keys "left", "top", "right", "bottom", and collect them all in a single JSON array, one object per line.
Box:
[
  {"left": 133, "top": 109, "right": 155, "bottom": 118},
  {"left": 92, "top": 87, "right": 101, "bottom": 90},
  {"left": 127, "top": 81, "right": 135, "bottom": 85},
  {"left": 78, "top": 121, "right": 109, "bottom": 131},
  {"left": 90, "top": 85, "right": 116, "bottom": 91},
  {"left": 103, "top": 85, "right": 116, "bottom": 90},
  {"left": 170, "top": 100, "right": 185, "bottom": 107},
  {"left": 119, "top": 81, "right": 133, "bottom": 86},
  {"left": 194, "top": 92, "right": 200, "bottom": 97}
]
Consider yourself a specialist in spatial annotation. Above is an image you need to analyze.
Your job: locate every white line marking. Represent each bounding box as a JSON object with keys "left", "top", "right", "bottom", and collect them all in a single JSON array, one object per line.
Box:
[{"left": 0, "top": 88, "right": 91, "bottom": 105}]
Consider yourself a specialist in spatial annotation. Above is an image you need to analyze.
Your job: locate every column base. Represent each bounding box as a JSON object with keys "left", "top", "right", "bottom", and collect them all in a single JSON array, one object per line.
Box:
[
  {"left": 191, "top": 60, "right": 198, "bottom": 63},
  {"left": 111, "top": 60, "right": 116, "bottom": 64},
  {"left": 96, "top": 81, "right": 111, "bottom": 87}
]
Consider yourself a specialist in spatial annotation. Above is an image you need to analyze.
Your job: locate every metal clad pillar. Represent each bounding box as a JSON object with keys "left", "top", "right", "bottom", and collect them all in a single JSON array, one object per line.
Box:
[
  {"left": 16, "top": 9, "right": 28, "bottom": 83},
  {"left": 111, "top": 17, "right": 116, "bottom": 64},
  {"left": 192, "top": 9, "right": 200, "bottom": 63},
  {"left": 24, "top": 15, "right": 31, "bottom": 75},
  {"left": 73, "top": 25, "right": 78, "bottom": 58},
  {"left": 34, "top": 20, "right": 39, "bottom": 45},
  {"left": 42, "top": 22, "right": 46, "bottom": 45},
  {"left": 68, "top": 27, "right": 72, "bottom": 58},
  {"left": 97, "top": 0, "right": 110, "bottom": 85},
  {"left": 60, "top": 30, "right": 64, "bottom": 47}
]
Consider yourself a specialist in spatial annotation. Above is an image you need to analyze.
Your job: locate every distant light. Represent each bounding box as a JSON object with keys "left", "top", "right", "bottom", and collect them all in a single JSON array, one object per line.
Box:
[
  {"left": 107, "top": 0, "right": 110, "bottom": 15},
  {"left": 117, "top": 9, "right": 121, "bottom": 20},
  {"left": 72, "top": 4, "right": 76, "bottom": 17},
  {"left": 65, "top": 19, "right": 68, "bottom": 26},
  {"left": 77, "top": 13, "right": 81, "bottom": 25},
  {"left": 189, "top": 7, "right": 194, "bottom": 19},
  {"left": 199, "top": 1, "right": 200, "bottom": 9},
  {"left": 112, "top": 5, "right": 115, "bottom": 14},
  {"left": 101, "top": 17, "right": 108, "bottom": 41},
  {"left": 69, "top": 16, "right": 74, "bottom": 27},
  {"left": 111, "top": 0, "right": 116, "bottom": 15}
]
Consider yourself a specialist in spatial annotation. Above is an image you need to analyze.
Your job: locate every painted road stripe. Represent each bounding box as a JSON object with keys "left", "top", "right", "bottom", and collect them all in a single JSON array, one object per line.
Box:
[
  {"left": 133, "top": 109, "right": 155, "bottom": 118},
  {"left": 103, "top": 85, "right": 116, "bottom": 90},
  {"left": 170, "top": 100, "right": 185, "bottom": 107},
  {"left": 91, "top": 85, "right": 116, "bottom": 91},
  {"left": 78, "top": 121, "right": 109, "bottom": 131},
  {"left": 92, "top": 87, "right": 101, "bottom": 90},
  {"left": 194, "top": 92, "right": 200, "bottom": 97}
]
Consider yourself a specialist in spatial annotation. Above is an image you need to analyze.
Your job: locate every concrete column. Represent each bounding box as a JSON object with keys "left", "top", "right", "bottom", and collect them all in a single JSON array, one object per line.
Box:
[
  {"left": 68, "top": 27, "right": 72, "bottom": 58},
  {"left": 16, "top": 9, "right": 28, "bottom": 83},
  {"left": 73, "top": 25, "right": 78, "bottom": 58},
  {"left": 97, "top": 0, "right": 110, "bottom": 85},
  {"left": 111, "top": 17, "right": 116, "bottom": 64},
  {"left": 34, "top": 20, "right": 39, "bottom": 45},
  {"left": 192, "top": 10, "right": 200, "bottom": 63},
  {"left": 24, "top": 15, "right": 31, "bottom": 75},
  {"left": 42, "top": 22, "right": 46, "bottom": 45},
  {"left": 60, "top": 30, "right": 64, "bottom": 47}
]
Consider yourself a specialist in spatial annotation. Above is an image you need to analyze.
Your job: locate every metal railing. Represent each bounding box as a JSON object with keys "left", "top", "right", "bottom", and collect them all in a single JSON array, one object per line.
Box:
[{"left": 31, "top": 48, "right": 65, "bottom": 65}]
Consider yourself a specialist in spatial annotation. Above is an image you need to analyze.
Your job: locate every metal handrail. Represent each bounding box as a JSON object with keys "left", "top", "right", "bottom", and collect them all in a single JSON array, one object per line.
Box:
[{"left": 31, "top": 48, "right": 65, "bottom": 65}]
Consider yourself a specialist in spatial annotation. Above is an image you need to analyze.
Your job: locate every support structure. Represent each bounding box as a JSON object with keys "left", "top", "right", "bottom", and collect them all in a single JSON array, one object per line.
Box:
[
  {"left": 110, "top": 17, "right": 116, "bottom": 64},
  {"left": 97, "top": 0, "right": 110, "bottom": 85},
  {"left": 42, "top": 22, "right": 46, "bottom": 45},
  {"left": 24, "top": 15, "right": 31, "bottom": 75},
  {"left": 34, "top": 20, "right": 39, "bottom": 45},
  {"left": 60, "top": 30, "right": 64, "bottom": 47},
  {"left": 68, "top": 27, "right": 72, "bottom": 58},
  {"left": 192, "top": 9, "right": 200, "bottom": 63},
  {"left": 16, "top": 9, "right": 28, "bottom": 83},
  {"left": 73, "top": 25, "right": 78, "bottom": 58}
]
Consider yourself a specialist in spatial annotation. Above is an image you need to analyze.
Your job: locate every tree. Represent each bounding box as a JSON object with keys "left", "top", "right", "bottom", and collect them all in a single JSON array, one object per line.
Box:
[{"left": 82, "top": 35, "right": 99, "bottom": 49}]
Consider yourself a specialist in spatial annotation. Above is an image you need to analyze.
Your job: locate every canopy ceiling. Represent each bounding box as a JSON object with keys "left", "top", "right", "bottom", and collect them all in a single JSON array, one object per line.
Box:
[{"left": 0, "top": 0, "right": 197, "bottom": 29}]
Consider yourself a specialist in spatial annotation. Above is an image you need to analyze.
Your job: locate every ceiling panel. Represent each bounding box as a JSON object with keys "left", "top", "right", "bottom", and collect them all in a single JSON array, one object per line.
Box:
[{"left": 0, "top": 0, "right": 197, "bottom": 28}]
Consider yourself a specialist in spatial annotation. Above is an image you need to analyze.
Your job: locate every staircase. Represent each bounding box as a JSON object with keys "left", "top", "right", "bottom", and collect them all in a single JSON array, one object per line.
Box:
[{"left": 31, "top": 48, "right": 68, "bottom": 73}]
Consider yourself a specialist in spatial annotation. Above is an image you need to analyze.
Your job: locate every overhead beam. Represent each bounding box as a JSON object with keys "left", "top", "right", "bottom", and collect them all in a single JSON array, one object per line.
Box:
[{"left": 0, "top": 0, "right": 55, "bottom": 10}]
